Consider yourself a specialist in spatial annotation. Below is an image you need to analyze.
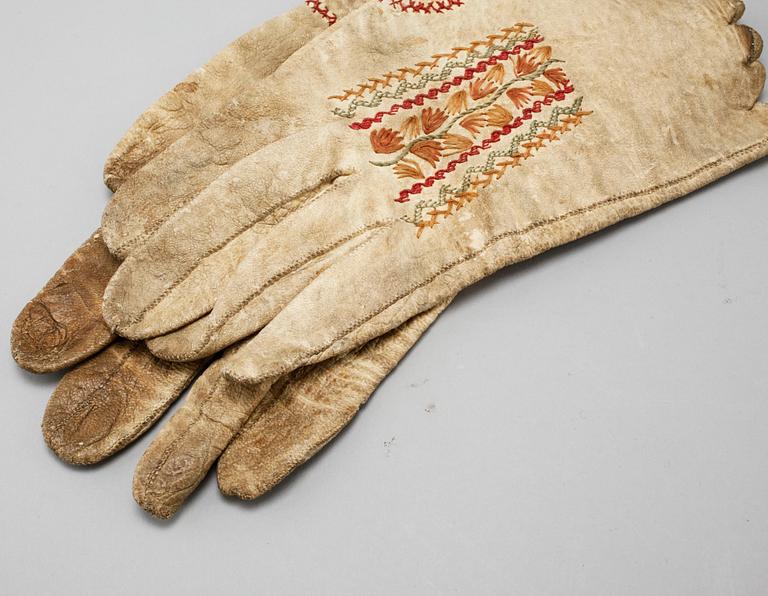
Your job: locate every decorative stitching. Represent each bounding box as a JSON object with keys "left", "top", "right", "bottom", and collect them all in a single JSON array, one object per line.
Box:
[
  {"left": 115, "top": 173, "right": 349, "bottom": 330},
  {"left": 411, "top": 99, "right": 591, "bottom": 235},
  {"left": 329, "top": 25, "right": 536, "bottom": 103},
  {"left": 231, "top": 135, "right": 768, "bottom": 384},
  {"left": 46, "top": 343, "right": 141, "bottom": 435},
  {"left": 305, "top": 0, "right": 337, "bottom": 26},
  {"left": 307, "top": 0, "right": 468, "bottom": 28},
  {"left": 331, "top": 24, "right": 591, "bottom": 233},
  {"left": 388, "top": 0, "right": 466, "bottom": 14},
  {"left": 162, "top": 220, "right": 394, "bottom": 361},
  {"left": 341, "top": 36, "right": 545, "bottom": 125}
]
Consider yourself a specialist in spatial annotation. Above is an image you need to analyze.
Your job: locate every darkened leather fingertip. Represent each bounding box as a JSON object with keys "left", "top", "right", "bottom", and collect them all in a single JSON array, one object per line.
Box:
[
  {"left": 738, "top": 25, "right": 764, "bottom": 65},
  {"left": 729, "top": 1, "right": 746, "bottom": 25}
]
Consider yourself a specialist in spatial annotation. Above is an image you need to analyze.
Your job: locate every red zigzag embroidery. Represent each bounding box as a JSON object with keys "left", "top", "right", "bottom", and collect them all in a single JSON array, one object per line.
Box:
[{"left": 307, "top": 0, "right": 467, "bottom": 27}]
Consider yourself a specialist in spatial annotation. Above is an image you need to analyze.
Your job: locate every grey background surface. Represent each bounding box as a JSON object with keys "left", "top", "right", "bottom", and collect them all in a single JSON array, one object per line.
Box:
[{"left": 1, "top": 2, "right": 767, "bottom": 594}]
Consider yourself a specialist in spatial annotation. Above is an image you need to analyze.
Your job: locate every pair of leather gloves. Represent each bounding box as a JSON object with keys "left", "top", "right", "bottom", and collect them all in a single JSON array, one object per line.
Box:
[{"left": 11, "top": 0, "right": 766, "bottom": 519}]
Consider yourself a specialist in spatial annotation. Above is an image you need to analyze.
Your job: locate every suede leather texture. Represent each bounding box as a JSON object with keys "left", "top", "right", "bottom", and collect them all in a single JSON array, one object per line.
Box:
[
  {"left": 99, "top": 0, "right": 766, "bottom": 388},
  {"left": 12, "top": 0, "right": 447, "bottom": 518},
  {"left": 11, "top": 0, "right": 767, "bottom": 519}
]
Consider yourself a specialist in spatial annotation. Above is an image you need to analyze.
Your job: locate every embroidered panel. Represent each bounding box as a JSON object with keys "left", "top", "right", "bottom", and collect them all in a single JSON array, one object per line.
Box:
[{"left": 330, "top": 24, "right": 592, "bottom": 235}]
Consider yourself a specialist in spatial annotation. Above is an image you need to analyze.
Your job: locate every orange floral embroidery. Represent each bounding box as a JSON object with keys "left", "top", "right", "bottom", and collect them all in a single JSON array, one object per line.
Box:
[
  {"left": 394, "top": 159, "right": 425, "bottom": 180},
  {"left": 484, "top": 63, "right": 506, "bottom": 85},
  {"left": 514, "top": 54, "right": 539, "bottom": 77},
  {"left": 460, "top": 114, "right": 487, "bottom": 136},
  {"left": 370, "top": 128, "right": 404, "bottom": 154},
  {"left": 485, "top": 105, "right": 514, "bottom": 128},
  {"left": 330, "top": 24, "right": 590, "bottom": 236},
  {"left": 446, "top": 90, "right": 469, "bottom": 115},
  {"left": 531, "top": 80, "right": 556, "bottom": 96},
  {"left": 421, "top": 107, "right": 448, "bottom": 134},
  {"left": 401, "top": 116, "right": 421, "bottom": 139},
  {"left": 469, "top": 78, "right": 498, "bottom": 101},
  {"left": 411, "top": 140, "right": 443, "bottom": 167},
  {"left": 506, "top": 86, "right": 533, "bottom": 108},
  {"left": 442, "top": 134, "right": 475, "bottom": 156},
  {"left": 528, "top": 45, "right": 552, "bottom": 64},
  {"left": 329, "top": 25, "right": 537, "bottom": 103},
  {"left": 544, "top": 67, "right": 569, "bottom": 87}
]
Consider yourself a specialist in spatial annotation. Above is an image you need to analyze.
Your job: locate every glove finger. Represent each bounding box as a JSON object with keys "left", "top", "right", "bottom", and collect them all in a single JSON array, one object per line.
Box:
[
  {"left": 103, "top": 124, "right": 356, "bottom": 339},
  {"left": 42, "top": 341, "right": 201, "bottom": 465},
  {"left": 217, "top": 302, "right": 447, "bottom": 499},
  {"left": 135, "top": 302, "right": 447, "bottom": 517},
  {"left": 738, "top": 24, "right": 764, "bottom": 66},
  {"left": 103, "top": 2, "right": 333, "bottom": 192},
  {"left": 100, "top": 65, "right": 332, "bottom": 261},
  {"left": 224, "top": 114, "right": 768, "bottom": 386},
  {"left": 223, "top": 0, "right": 768, "bottom": 384},
  {"left": 12, "top": 231, "right": 118, "bottom": 374},
  {"left": 103, "top": 113, "right": 279, "bottom": 260},
  {"left": 13, "top": 4, "right": 350, "bottom": 370},
  {"left": 221, "top": 219, "right": 450, "bottom": 385},
  {"left": 132, "top": 351, "right": 273, "bottom": 519},
  {"left": 146, "top": 174, "right": 394, "bottom": 362}
]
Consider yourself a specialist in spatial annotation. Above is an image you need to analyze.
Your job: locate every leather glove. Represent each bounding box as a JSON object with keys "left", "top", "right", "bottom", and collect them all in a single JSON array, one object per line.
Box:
[
  {"left": 135, "top": 304, "right": 445, "bottom": 517},
  {"left": 11, "top": 1, "right": 448, "bottom": 519},
  {"left": 101, "top": 0, "right": 767, "bottom": 389},
  {"left": 12, "top": 1, "right": 356, "bottom": 374}
]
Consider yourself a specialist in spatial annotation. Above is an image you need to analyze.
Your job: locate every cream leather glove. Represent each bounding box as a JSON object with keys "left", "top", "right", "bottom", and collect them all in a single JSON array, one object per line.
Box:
[
  {"left": 12, "top": 1, "right": 358, "bottom": 374},
  {"left": 11, "top": 0, "right": 360, "bottom": 461},
  {"left": 102, "top": 0, "right": 767, "bottom": 388},
  {"left": 11, "top": 1, "right": 461, "bottom": 522},
  {"left": 12, "top": 0, "right": 453, "bottom": 519}
]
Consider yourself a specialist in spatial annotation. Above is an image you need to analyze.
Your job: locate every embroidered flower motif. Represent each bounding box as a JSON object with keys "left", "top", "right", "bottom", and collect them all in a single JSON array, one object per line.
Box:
[
  {"left": 514, "top": 54, "right": 539, "bottom": 77},
  {"left": 330, "top": 25, "right": 591, "bottom": 236},
  {"left": 442, "top": 134, "right": 475, "bottom": 156},
  {"left": 394, "top": 159, "right": 426, "bottom": 180},
  {"left": 421, "top": 107, "right": 448, "bottom": 134},
  {"left": 460, "top": 113, "right": 487, "bottom": 136},
  {"left": 485, "top": 105, "right": 514, "bottom": 128},
  {"left": 469, "top": 78, "right": 498, "bottom": 101},
  {"left": 544, "top": 67, "right": 569, "bottom": 88},
  {"left": 370, "top": 128, "right": 405, "bottom": 154},
  {"left": 528, "top": 45, "right": 552, "bottom": 65},
  {"left": 446, "top": 90, "right": 469, "bottom": 115},
  {"left": 410, "top": 140, "right": 443, "bottom": 167},
  {"left": 531, "top": 80, "right": 556, "bottom": 96},
  {"left": 506, "top": 86, "right": 533, "bottom": 108},
  {"left": 484, "top": 63, "right": 506, "bottom": 85},
  {"left": 401, "top": 116, "right": 421, "bottom": 139}
]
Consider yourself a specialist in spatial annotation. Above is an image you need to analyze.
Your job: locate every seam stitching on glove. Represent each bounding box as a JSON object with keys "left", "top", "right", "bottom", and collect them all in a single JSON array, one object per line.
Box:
[
  {"left": 102, "top": 361, "right": 202, "bottom": 461},
  {"left": 167, "top": 220, "right": 394, "bottom": 361},
  {"left": 45, "top": 344, "right": 140, "bottom": 437},
  {"left": 140, "top": 380, "right": 222, "bottom": 513},
  {"left": 234, "top": 135, "right": 768, "bottom": 383},
  {"left": 118, "top": 173, "right": 348, "bottom": 330}
]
